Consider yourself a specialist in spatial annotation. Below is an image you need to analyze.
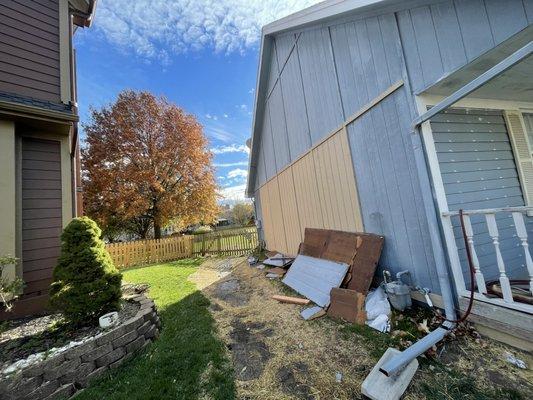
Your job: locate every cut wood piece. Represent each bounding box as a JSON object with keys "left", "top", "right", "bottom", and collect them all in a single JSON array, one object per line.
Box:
[
  {"left": 272, "top": 295, "right": 310, "bottom": 305},
  {"left": 328, "top": 288, "right": 366, "bottom": 324},
  {"left": 263, "top": 253, "right": 294, "bottom": 267},
  {"left": 282, "top": 255, "right": 349, "bottom": 307},
  {"left": 301, "top": 306, "right": 326, "bottom": 320},
  {"left": 265, "top": 250, "right": 279, "bottom": 258},
  {"left": 268, "top": 267, "right": 287, "bottom": 276}
]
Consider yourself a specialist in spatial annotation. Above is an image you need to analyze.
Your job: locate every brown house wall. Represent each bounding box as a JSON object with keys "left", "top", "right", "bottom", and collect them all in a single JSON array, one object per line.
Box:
[
  {"left": 21, "top": 137, "right": 62, "bottom": 301},
  {"left": 0, "top": 0, "right": 61, "bottom": 103}
]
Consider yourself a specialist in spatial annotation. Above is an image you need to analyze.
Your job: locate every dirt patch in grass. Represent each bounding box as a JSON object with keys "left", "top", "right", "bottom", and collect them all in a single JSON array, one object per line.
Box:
[{"left": 201, "top": 259, "right": 532, "bottom": 400}]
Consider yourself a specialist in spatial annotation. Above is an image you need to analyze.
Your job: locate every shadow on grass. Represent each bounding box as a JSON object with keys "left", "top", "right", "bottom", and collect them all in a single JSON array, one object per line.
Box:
[{"left": 75, "top": 261, "right": 236, "bottom": 400}]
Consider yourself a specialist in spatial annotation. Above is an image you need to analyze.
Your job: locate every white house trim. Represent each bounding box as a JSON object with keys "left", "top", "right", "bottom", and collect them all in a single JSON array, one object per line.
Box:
[{"left": 416, "top": 94, "right": 533, "bottom": 309}]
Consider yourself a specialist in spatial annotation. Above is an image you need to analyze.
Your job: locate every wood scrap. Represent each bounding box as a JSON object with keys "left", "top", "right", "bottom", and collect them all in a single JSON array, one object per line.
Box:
[
  {"left": 272, "top": 295, "right": 310, "bottom": 305},
  {"left": 264, "top": 253, "right": 294, "bottom": 267},
  {"left": 265, "top": 250, "right": 278, "bottom": 258},
  {"left": 301, "top": 306, "right": 326, "bottom": 320},
  {"left": 267, "top": 267, "right": 287, "bottom": 276},
  {"left": 327, "top": 288, "right": 366, "bottom": 324}
]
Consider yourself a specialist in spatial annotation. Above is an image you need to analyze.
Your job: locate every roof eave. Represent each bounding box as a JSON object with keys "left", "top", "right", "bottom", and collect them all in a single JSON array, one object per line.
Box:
[
  {"left": 71, "top": 0, "right": 98, "bottom": 28},
  {"left": 246, "top": 31, "right": 273, "bottom": 197}
]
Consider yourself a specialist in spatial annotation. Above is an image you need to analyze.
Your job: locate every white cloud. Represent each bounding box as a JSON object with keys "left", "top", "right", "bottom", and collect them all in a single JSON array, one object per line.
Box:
[
  {"left": 94, "top": 0, "right": 320, "bottom": 60},
  {"left": 211, "top": 144, "right": 249, "bottom": 154},
  {"left": 204, "top": 126, "right": 236, "bottom": 142},
  {"left": 223, "top": 113, "right": 229, "bottom": 118},
  {"left": 214, "top": 161, "right": 248, "bottom": 167},
  {"left": 227, "top": 168, "right": 248, "bottom": 179},
  {"left": 219, "top": 183, "right": 247, "bottom": 202}
]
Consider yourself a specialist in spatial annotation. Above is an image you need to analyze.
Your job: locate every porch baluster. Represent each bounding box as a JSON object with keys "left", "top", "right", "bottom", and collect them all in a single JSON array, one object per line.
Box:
[
  {"left": 462, "top": 214, "right": 487, "bottom": 294},
  {"left": 485, "top": 213, "right": 514, "bottom": 303},
  {"left": 511, "top": 212, "right": 533, "bottom": 295}
]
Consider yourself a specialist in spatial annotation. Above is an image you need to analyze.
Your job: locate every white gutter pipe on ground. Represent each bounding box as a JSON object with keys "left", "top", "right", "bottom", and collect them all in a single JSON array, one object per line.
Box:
[{"left": 378, "top": 40, "right": 533, "bottom": 379}]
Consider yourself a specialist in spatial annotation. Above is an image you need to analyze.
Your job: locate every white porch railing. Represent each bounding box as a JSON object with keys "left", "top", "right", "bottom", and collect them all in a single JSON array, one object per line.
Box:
[{"left": 441, "top": 206, "right": 533, "bottom": 314}]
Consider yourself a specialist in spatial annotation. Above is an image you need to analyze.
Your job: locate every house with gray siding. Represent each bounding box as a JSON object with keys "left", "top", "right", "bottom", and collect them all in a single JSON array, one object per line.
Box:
[
  {"left": 246, "top": 0, "right": 533, "bottom": 349},
  {"left": 0, "top": 0, "right": 97, "bottom": 318}
]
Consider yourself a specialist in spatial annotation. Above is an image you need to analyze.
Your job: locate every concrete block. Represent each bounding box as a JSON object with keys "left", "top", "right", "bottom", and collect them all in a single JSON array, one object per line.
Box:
[
  {"left": 77, "top": 366, "right": 108, "bottom": 388},
  {"left": 81, "top": 343, "right": 112, "bottom": 362},
  {"left": 59, "top": 362, "right": 95, "bottom": 385},
  {"left": 95, "top": 324, "right": 128, "bottom": 346},
  {"left": 361, "top": 348, "right": 418, "bottom": 400},
  {"left": 64, "top": 340, "right": 96, "bottom": 360},
  {"left": 23, "top": 378, "right": 59, "bottom": 400},
  {"left": 125, "top": 335, "right": 145, "bottom": 353},
  {"left": 137, "top": 320, "right": 151, "bottom": 336},
  {"left": 44, "top": 383, "right": 74, "bottom": 400},
  {"left": 112, "top": 330, "right": 138, "bottom": 348},
  {"left": 144, "top": 325, "right": 158, "bottom": 340},
  {"left": 96, "top": 347, "right": 125, "bottom": 368},
  {"left": 43, "top": 358, "right": 80, "bottom": 381}
]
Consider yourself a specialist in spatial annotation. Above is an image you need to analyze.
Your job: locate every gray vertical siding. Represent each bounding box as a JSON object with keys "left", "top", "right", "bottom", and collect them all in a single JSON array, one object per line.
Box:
[
  {"left": 268, "top": 83, "right": 291, "bottom": 171},
  {"left": 251, "top": 0, "right": 533, "bottom": 292},
  {"left": 0, "top": 0, "right": 61, "bottom": 102},
  {"left": 276, "top": 33, "right": 311, "bottom": 162},
  {"left": 296, "top": 27, "right": 344, "bottom": 143},
  {"left": 397, "top": 0, "right": 531, "bottom": 93},
  {"left": 21, "top": 137, "right": 62, "bottom": 299},
  {"left": 431, "top": 109, "right": 533, "bottom": 283},
  {"left": 335, "top": 11, "right": 439, "bottom": 290}
]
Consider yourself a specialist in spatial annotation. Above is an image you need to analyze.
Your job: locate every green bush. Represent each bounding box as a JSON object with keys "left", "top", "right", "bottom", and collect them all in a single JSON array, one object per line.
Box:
[{"left": 50, "top": 217, "right": 122, "bottom": 325}]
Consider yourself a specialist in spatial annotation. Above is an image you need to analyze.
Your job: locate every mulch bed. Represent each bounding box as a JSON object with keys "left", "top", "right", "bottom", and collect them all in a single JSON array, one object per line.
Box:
[{"left": 0, "top": 288, "right": 143, "bottom": 370}]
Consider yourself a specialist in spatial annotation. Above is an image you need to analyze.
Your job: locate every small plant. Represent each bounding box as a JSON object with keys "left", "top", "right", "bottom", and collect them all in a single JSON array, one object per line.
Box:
[
  {"left": 50, "top": 217, "right": 122, "bottom": 325},
  {"left": 0, "top": 255, "right": 24, "bottom": 312}
]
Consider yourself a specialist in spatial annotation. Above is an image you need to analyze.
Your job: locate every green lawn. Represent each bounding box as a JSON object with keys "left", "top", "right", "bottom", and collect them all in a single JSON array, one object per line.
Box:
[{"left": 76, "top": 259, "right": 236, "bottom": 400}]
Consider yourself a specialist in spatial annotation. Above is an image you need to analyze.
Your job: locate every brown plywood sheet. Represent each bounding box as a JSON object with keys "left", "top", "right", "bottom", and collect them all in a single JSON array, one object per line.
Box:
[
  {"left": 328, "top": 288, "right": 366, "bottom": 324},
  {"left": 299, "top": 228, "right": 384, "bottom": 295},
  {"left": 299, "top": 228, "right": 329, "bottom": 258}
]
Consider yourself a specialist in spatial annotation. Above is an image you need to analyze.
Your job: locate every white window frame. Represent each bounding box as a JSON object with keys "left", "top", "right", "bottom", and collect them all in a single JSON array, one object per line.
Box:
[{"left": 417, "top": 95, "right": 533, "bottom": 211}]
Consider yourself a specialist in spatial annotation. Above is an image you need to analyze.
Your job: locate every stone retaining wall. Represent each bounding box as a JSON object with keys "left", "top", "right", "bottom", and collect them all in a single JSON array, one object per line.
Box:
[{"left": 0, "top": 295, "right": 160, "bottom": 400}]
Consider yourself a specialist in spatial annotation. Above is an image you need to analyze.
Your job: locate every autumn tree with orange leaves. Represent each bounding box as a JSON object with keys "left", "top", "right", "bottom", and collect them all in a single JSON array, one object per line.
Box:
[{"left": 82, "top": 91, "right": 218, "bottom": 239}]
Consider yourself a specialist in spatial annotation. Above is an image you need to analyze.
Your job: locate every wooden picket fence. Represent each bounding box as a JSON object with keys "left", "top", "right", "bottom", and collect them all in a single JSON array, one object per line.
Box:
[
  {"left": 106, "top": 226, "right": 258, "bottom": 269},
  {"left": 192, "top": 226, "right": 259, "bottom": 256}
]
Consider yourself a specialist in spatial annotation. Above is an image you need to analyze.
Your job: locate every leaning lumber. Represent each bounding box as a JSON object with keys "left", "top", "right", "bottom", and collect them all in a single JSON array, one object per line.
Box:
[{"left": 272, "top": 295, "right": 310, "bottom": 305}]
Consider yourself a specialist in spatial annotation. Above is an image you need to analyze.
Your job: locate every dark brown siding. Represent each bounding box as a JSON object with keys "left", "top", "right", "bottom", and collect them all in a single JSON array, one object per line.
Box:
[
  {"left": 0, "top": 0, "right": 60, "bottom": 102},
  {"left": 21, "top": 137, "right": 62, "bottom": 300}
]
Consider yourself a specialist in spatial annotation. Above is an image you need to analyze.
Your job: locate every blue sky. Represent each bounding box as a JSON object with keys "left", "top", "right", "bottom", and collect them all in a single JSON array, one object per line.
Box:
[{"left": 74, "top": 0, "right": 319, "bottom": 203}]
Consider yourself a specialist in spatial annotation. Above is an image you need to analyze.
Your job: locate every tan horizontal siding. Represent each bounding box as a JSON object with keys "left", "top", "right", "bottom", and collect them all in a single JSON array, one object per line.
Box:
[
  {"left": 258, "top": 127, "right": 363, "bottom": 254},
  {"left": 0, "top": 0, "right": 60, "bottom": 103}
]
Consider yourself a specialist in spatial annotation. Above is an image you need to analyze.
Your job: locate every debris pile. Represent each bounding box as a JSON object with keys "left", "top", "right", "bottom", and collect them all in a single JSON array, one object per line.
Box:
[{"left": 252, "top": 228, "right": 384, "bottom": 326}]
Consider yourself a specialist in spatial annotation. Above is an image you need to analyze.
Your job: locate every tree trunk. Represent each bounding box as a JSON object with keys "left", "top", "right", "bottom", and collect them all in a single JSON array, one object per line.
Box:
[{"left": 154, "top": 220, "right": 162, "bottom": 239}]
